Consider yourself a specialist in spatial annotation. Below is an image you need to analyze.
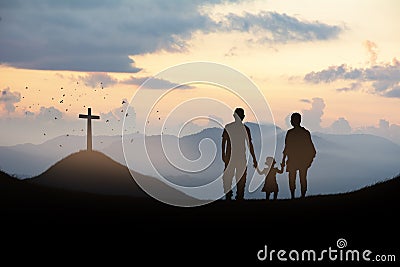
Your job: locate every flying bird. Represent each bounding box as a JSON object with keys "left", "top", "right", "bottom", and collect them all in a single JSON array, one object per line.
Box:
[
  {"left": 60, "top": 100, "right": 63, "bottom": 103},
  {"left": 122, "top": 100, "right": 127, "bottom": 104}
]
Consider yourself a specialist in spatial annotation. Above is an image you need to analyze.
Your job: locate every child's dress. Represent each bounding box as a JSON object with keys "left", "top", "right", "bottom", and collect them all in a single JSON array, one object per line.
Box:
[{"left": 262, "top": 168, "right": 279, "bottom": 193}]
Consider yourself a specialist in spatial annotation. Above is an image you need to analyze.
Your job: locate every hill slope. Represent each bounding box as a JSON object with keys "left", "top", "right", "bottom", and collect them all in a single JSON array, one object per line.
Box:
[
  {"left": 1, "top": 169, "right": 398, "bottom": 264},
  {"left": 30, "top": 150, "right": 197, "bottom": 204}
]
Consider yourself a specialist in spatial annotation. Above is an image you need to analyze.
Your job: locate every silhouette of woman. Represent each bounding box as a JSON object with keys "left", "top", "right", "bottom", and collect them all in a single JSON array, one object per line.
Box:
[{"left": 282, "top": 113, "right": 316, "bottom": 199}]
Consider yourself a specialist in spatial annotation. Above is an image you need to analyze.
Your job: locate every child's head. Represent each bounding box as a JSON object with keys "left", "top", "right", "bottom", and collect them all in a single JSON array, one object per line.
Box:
[{"left": 265, "top": 156, "right": 276, "bottom": 167}]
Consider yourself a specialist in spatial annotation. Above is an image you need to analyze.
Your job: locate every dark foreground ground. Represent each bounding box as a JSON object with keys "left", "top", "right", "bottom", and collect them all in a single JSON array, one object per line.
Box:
[{"left": 1, "top": 172, "right": 399, "bottom": 265}]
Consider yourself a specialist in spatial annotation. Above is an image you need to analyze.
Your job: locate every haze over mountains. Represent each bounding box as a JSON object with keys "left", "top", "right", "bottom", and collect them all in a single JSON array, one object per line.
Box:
[{"left": 1, "top": 123, "right": 399, "bottom": 199}]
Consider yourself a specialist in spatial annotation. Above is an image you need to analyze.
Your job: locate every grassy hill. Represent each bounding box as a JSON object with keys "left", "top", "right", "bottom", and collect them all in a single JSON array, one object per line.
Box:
[
  {"left": 30, "top": 150, "right": 199, "bottom": 205},
  {"left": 0, "top": 155, "right": 398, "bottom": 265}
]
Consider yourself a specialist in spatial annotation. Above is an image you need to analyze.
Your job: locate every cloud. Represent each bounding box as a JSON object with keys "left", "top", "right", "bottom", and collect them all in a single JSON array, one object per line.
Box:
[
  {"left": 37, "top": 106, "right": 63, "bottom": 121},
  {"left": 304, "top": 64, "right": 352, "bottom": 83},
  {"left": 78, "top": 73, "right": 118, "bottom": 88},
  {"left": 121, "top": 76, "right": 193, "bottom": 89},
  {"left": 301, "top": 97, "right": 325, "bottom": 131},
  {"left": 299, "top": 97, "right": 352, "bottom": 134},
  {"left": 336, "top": 82, "right": 362, "bottom": 92},
  {"left": 328, "top": 117, "right": 352, "bottom": 134},
  {"left": 218, "top": 11, "right": 343, "bottom": 44},
  {"left": 355, "top": 119, "right": 400, "bottom": 145},
  {"left": 0, "top": 101, "right": 138, "bottom": 145},
  {"left": 100, "top": 98, "right": 136, "bottom": 133},
  {"left": 100, "top": 98, "right": 128, "bottom": 119},
  {"left": 286, "top": 98, "right": 325, "bottom": 131},
  {"left": 0, "top": 1, "right": 343, "bottom": 72},
  {"left": 24, "top": 110, "right": 35, "bottom": 116},
  {"left": 384, "top": 86, "right": 400, "bottom": 98},
  {"left": 364, "top": 40, "right": 378, "bottom": 65},
  {"left": 0, "top": 87, "right": 21, "bottom": 113},
  {"left": 289, "top": 97, "right": 400, "bottom": 144},
  {"left": 304, "top": 43, "right": 400, "bottom": 98}
]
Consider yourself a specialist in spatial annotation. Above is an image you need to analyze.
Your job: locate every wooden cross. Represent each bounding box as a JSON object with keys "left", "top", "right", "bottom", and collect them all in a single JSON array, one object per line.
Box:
[{"left": 79, "top": 107, "right": 100, "bottom": 151}]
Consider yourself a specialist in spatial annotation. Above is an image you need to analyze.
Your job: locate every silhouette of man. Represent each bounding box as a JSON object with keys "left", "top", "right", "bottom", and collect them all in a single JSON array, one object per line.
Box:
[
  {"left": 282, "top": 113, "right": 316, "bottom": 199},
  {"left": 222, "top": 108, "right": 257, "bottom": 201}
]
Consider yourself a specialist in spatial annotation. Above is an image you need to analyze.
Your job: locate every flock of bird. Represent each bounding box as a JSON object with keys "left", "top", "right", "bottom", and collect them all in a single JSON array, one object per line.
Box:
[{"left": 18, "top": 81, "right": 142, "bottom": 149}]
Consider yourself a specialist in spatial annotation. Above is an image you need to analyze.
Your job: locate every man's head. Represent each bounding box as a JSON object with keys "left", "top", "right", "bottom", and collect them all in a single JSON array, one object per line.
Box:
[
  {"left": 290, "top": 112, "right": 301, "bottom": 127},
  {"left": 234, "top": 108, "right": 245, "bottom": 121}
]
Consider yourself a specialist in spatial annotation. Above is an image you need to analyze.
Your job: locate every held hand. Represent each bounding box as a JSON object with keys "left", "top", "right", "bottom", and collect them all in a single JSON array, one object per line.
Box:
[
  {"left": 253, "top": 160, "right": 258, "bottom": 168},
  {"left": 222, "top": 155, "right": 229, "bottom": 165}
]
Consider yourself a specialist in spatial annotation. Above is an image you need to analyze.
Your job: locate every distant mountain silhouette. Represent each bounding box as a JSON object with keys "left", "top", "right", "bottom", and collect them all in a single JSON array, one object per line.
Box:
[
  {"left": 29, "top": 150, "right": 196, "bottom": 204},
  {"left": 2, "top": 124, "right": 400, "bottom": 199}
]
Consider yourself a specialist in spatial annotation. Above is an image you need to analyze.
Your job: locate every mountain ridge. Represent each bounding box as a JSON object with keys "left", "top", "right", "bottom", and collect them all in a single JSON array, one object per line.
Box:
[{"left": 1, "top": 125, "right": 400, "bottom": 199}]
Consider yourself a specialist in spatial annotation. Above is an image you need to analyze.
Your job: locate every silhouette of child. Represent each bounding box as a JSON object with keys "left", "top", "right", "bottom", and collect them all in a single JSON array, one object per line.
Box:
[{"left": 256, "top": 157, "right": 284, "bottom": 200}]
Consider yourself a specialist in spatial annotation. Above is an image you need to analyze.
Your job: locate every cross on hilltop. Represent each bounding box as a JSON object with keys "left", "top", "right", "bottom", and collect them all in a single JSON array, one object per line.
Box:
[{"left": 79, "top": 107, "right": 100, "bottom": 151}]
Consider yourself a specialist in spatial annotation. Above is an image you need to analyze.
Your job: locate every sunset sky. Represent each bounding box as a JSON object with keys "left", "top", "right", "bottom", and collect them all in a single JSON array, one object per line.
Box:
[{"left": 1, "top": 0, "right": 399, "bottom": 146}]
